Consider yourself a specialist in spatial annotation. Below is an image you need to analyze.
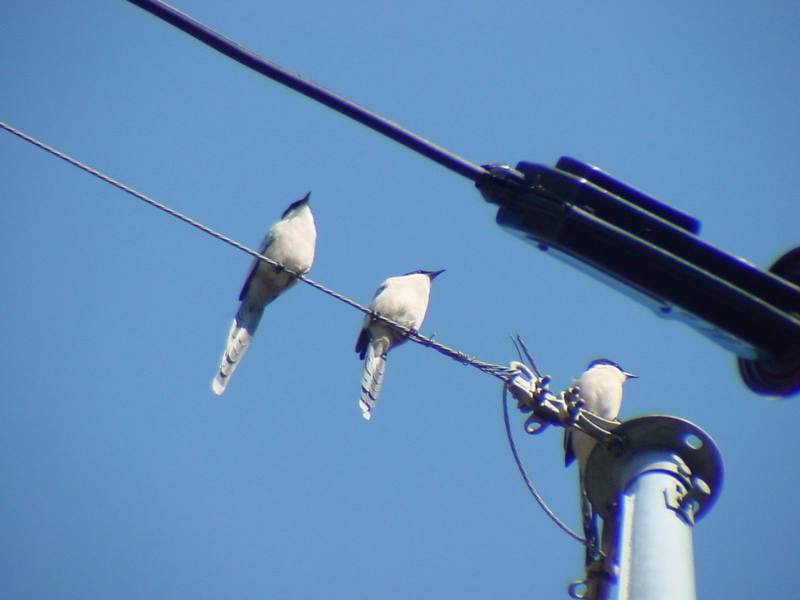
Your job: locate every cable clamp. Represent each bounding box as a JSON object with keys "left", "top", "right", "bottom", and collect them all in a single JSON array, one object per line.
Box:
[{"left": 507, "top": 361, "right": 569, "bottom": 434}]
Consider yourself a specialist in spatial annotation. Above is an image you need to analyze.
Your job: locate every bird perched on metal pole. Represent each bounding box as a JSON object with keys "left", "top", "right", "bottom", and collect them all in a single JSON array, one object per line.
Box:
[
  {"left": 564, "top": 359, "right": 637, "bottom": 562},
  {"left": 355, "top": 269, "right": 445, "bottom": 420},
  {"left": 211, "top": 193, "right": 316, "bottom": 395}
]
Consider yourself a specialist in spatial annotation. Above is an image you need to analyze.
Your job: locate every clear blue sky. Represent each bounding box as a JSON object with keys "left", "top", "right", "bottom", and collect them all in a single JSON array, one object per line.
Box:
[{"left": 2, "top": 1, "right": 798, "bottom": 598}]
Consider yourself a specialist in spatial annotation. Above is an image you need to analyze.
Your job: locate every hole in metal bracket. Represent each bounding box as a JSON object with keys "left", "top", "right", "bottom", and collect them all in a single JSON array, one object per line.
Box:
[
  {"left": 524, "top": 415, "right": 547, "bottom": 435},
  {"left": 567, "top": 581, "right": 588, "bottom": 599},
  {"left": 683, "top": 433, "right": 704, "bottom": 450}
]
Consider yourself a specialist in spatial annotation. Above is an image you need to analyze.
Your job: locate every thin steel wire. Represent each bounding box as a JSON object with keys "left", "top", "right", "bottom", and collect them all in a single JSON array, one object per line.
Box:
[
  {"left": 4, "top": 119, "right": 590, "bottom": 548},
  {"left": 501, "top": 384, "right": 590, "bottom": 547},
  {"left": 1, "top": 120, "right": 515, "bottom": 382}
]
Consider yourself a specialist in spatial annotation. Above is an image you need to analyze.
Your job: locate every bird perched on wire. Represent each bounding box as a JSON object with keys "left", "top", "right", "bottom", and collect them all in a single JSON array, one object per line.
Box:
[
  {"left": 564, "top": 358, "right": 637, "bottom": 563},
  {"left": 355, "top": 269, "right": 445, "bottom": 420},
  {"left": 211, "top": 193, "right": 316, "bottom": 395}
]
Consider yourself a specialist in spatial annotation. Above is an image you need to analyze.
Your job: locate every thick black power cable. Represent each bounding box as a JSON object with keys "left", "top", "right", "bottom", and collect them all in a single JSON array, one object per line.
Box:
[{"left": 124, "top": 0, "right": 488, "bottom": 184}]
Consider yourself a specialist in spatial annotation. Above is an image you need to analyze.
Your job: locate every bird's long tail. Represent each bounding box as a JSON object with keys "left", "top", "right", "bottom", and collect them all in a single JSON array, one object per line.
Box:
[
  {"left": 359, "top": 339, "right": 389, "bottom": 420},
  {"left": 580, "top": 483, "right": 601, "bottom": 566},
  {"left": 211, "top": 305, "right": 264, "bottom": 395}
]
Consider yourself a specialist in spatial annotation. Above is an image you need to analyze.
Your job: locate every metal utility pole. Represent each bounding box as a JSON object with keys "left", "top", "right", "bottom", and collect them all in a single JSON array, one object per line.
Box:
[
  {"left": 508, "top": 369, "right": 722, "bottom": 599},
  {"left": 572, "top": 416, "right": 723, "bottom": 600},
  {"left": 116, "top": 5, "right": 734, "bottom": 599}
]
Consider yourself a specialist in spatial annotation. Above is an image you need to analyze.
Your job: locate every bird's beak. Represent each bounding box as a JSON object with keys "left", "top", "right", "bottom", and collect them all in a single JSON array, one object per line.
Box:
[
  {"left": 429, "top": 269, "right": 446, "bottom": 280},
  {"left": 624, "top": 372, "right": 638, "bottom": 380}
]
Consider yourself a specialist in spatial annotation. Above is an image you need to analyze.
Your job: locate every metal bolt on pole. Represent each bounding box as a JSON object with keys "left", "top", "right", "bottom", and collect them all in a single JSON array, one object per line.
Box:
[{"left": 577, "top": 416, "right": 723, "bottom": 600}]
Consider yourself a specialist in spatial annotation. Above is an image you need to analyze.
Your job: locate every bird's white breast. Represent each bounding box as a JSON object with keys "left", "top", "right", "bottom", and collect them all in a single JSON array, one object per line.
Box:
[
  {"left": 371, "top": 274, "right": 432, "bottom": 330},
  {"left": 576, "top": 365, "right": 626, "bottom": 419},
  {"left": 265, "top": 205, "right": 316, "bottom": 273}
]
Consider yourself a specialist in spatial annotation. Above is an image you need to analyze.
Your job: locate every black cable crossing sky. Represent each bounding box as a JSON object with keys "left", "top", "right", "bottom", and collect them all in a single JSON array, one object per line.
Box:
[{"left": 124, "top": 0, "right": 488, "bottom": 184}]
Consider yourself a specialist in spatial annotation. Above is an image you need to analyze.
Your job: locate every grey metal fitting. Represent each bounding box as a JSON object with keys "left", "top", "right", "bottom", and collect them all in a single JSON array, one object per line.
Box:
[{"left": 583, "top": 416, "right": 723, "bottom": 523}]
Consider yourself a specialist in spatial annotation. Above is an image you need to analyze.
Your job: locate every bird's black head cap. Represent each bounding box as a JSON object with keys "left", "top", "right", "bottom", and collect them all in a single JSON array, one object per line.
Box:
[
  {"left": 282, "top": 191, "right": 311, "bottom": 218},
  {"left": 587, "top": 358, "right": 637, "bottom": 378},
  {"left": 403, "top": 268, "right": 446, "bottom": 279},
  {"left": 587, "top": 358, "right": 625, "bottom": 371}
]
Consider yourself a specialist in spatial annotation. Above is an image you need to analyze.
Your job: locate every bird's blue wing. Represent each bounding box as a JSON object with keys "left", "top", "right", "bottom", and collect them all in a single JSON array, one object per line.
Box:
[
  {"left": 564, "top": 429, "right": 576, "bottom": 467},
  {"left": 355, "top": 327, "right": 370, "bottom": 358},
  {"left": 372, "top": 282, "right": 388, "bottom": 299},
  {"left": 239, "top": 231, "right": 273, "bottom": 301},
  {"left": 355, "top": 282, "right": 389, "bottom": 356}
]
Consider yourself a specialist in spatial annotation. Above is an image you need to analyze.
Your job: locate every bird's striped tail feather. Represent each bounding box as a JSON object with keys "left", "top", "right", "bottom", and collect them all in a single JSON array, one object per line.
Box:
[
  {"left": 360, "top": 340, "right": 388, "bottom": 420},
  {"left": 211, "top": 306, "right": 264, "bottom": 395}
]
